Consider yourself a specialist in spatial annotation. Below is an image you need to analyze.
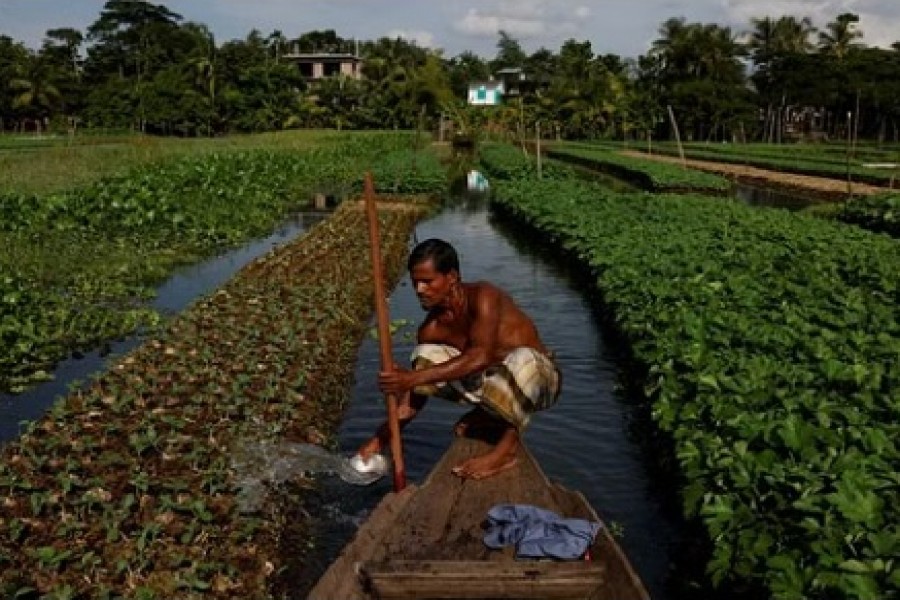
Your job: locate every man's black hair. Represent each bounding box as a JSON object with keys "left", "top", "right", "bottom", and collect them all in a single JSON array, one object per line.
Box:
[{"left": 408, "top": 238, "right": 460, "bottom": 275}]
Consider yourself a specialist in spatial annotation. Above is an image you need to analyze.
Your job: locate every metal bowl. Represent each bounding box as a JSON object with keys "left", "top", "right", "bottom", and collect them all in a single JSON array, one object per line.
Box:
[{"left": 348, "top": 453, "right": 389, "bottom": 475}]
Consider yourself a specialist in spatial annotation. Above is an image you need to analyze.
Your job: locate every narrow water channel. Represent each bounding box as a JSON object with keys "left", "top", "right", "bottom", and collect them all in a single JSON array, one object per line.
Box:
[
  {"left": 733, "top": 183, "right": 820, "bottom": 210},
  {"left": 545, "top": 154, "right": 823, "bottom": 211},
  {"left": 0, "top": 209, "right": 330, "bottom": 443},
  {"left": 308, "top": 192, "right": 685, "bottom": 599}
]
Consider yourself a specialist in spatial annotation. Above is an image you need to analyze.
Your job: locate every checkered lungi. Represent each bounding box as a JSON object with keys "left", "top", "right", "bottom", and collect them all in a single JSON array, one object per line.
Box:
[{"left": 410, "top": 343, "right": 561, "bottom": 430}]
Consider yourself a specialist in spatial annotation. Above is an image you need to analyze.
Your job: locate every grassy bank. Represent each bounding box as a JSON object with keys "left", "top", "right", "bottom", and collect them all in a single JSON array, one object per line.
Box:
[{"left": 0, "top": 130, "right": 344, "bottom": 196}]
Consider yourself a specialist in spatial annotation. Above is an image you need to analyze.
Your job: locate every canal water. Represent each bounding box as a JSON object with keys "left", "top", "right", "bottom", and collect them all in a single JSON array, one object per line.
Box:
[
  {"left": 734, "top": 183, "right": 820, "bottom": 210},
  {"left": 547, "top": 154, "right": 824, "bottom": 211},
  {"left": 0, "top": 209, "right": 330, "bottom": 443},
  {"left": 302, "top": 191, "right": 685, "bottom": 599}
]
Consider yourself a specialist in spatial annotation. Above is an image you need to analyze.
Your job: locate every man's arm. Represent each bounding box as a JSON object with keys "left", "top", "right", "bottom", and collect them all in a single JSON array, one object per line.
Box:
[
  {"left": 358, "top": 391, "right": 428, "bottom": 459},
  {"left": 380, "top": 285, "right": 501, "bottom": 395}
]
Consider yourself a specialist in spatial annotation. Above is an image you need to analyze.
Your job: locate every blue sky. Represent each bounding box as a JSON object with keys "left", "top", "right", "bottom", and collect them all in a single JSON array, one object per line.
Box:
[{"left": 1, "top": 0, "right": 898, "bottom": 59}]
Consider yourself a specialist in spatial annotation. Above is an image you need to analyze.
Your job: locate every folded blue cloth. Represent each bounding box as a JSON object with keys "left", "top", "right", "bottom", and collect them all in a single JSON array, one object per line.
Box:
[{"left": 483, "top": 503, "right": 601, "bottom": 560}]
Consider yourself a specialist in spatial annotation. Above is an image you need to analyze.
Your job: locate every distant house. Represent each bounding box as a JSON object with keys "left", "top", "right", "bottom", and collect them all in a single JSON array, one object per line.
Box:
[
  {"left": 467, "top": 81, "right": 504, "bottom": 106},
  {"left": 494, "top": 67, "right": 526, "bottom": 97},
  {"left": 467, "top": 69, "right": 546, "bottom": 106},
  {"left": 783, "top": 106, "right": 828, "bottom": 142},
  {"left": 283, "top": 52, "right": 363, "bottom": 80}
]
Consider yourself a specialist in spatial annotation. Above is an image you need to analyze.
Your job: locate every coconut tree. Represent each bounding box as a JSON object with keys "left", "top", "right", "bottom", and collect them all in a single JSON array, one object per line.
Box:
[
  {"left": 542, "top": 39, "right": 627, "bottom": 139},
  {"left": 10, "top": 54, "right": 62, "bottom": 133},
  {"left": 267, "top": 29, "right": 287, "bottom": 64},
  {"left": 651, "top": 17, "right": 694, "bottom": 75},
  {"left": 0, "top": 36, "right": 31, "bottom": 130},
  {"left": 357, "top": 36, "right": 430, "bottom": 127},
  {"left": 747, "top": 16, "right": 779, "bottom": 67},
  {"left": 775, "top": 16, "right": 816, "bottom": 54},
  {"left": 650, "top": 18, "right": 747, "bottom": 140},
  {"left": 184, "top": 22, "right": 217, "bottom": 134},
  {"left": 818, "top": 12, "right": 864, "bottom": 60},
  {"left": 747, "top": 16, "right": 815, "bottom": 66}
]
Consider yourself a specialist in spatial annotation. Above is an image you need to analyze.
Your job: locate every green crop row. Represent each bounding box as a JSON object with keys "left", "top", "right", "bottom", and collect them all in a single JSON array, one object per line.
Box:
[
  {"left": 479, "top": 143, "right": 573, "bottom": 182},
  {"left": 665, "top": 141, "right": 899, "bottom": 166},
  {"left": 0, "top": 197, "right": 431, "bottom": 599},
  {"left": 838, "top": 193, "right": 900, "bottom": 238},
  {"left": 548, "top": 143, "right": 731, "bottom": 193},
  {"left": 0, "top": 133, "right": 443, "bottom": 394},
  {"left": 616, "top": 140, "right": 899, "bottom": 172},
  {"left": 481, "top": 149, "right": 900, "bottom": 600},
  {"left": 622, "top": 142, "right": 897, "bottom": 187}
]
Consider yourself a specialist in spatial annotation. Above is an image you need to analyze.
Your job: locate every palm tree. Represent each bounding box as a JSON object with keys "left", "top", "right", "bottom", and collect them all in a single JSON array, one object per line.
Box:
[
  {"left": 775, "top": 16, "right": 816, "bottom": 54},
  {"left": 651, "top": 17, "right": 692, "bottom": 73},
  {"left": 819, "top": 12, "right": 864, "bottom": 59},
  {"left": 267, "top": 30, "right": 287, "bottom": 64},
  {"left": 696, "top": 24, "right": 743, "bottom": 80},
  {"left": 747, "top": 16, "right": 815, "bottom": 73},
  {"left": 184, "top": 23, "right": 217, "bottom": 134},
  {"left": 747, "top": 16, "right": 778, "bottom": 67},
  {"left": 10, "top": 54, "right": 61, "bottom": 133}
]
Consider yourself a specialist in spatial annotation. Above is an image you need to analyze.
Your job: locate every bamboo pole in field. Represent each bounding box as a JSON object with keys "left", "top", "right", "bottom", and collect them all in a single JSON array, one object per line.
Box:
[
  {"left": 364, "top": 173, "right": 407, "bottom": 492},
  {"left": 536, "top": 121, "right": 542, "bottom": 180},
  {"left": 852, "top": 89, "right": 861, "bottom": 158},
  {"left": 845, "top": 111, "right": 854, "bottom": 198},
  {"left": 667, "top": 105, "right": 686, "bottom": 169}
]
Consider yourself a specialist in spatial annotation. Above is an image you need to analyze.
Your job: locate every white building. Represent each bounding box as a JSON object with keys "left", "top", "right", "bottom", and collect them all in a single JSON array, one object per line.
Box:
[{"left": 467, "top": 81, "right": 504, "bottom": 106}]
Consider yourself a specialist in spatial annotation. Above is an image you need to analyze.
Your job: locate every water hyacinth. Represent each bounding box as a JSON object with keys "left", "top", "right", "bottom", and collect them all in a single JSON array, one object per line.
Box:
[{"left": 1, "top": 161, "right": 438, "bottom": 596}]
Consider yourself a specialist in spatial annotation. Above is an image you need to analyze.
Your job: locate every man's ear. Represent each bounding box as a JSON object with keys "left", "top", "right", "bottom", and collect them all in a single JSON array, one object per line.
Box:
[{"left": 448, "top": 269, "right": 460, "bottom": 285}]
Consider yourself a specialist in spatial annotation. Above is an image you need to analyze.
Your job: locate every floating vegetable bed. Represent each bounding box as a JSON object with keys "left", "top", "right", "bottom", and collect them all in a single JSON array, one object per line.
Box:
[
  {"left": 481, "top": 145, "right": 900, "bottom": 600},
  {"left": 0, "top": 197, "right": 432, "bottom": 599}
]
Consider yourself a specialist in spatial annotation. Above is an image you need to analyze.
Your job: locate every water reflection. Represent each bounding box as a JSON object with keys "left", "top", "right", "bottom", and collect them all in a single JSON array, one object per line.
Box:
[
  {"left": 327, "top": 192, "right": 682, "bottom": 600},
  {"left": 734, "top": 183, "right": 820, "bottom": 211}
]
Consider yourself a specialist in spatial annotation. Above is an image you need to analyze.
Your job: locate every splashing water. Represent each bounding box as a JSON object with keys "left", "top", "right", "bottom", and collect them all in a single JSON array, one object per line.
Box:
[{"left": 231, "top": 441, "right": 389, "bottom": 513}]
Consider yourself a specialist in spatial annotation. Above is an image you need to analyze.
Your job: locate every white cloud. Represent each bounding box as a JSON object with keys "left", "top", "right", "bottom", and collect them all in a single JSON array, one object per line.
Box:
[
  {"left": 455, "top": 8, "right": 547, "bottom": 37},
  {"left": 453, "top": 1, "right": 591, "bottom": 40},
  {"left": 857, "top": 11, "right": 900, "bottom": 48},
  {"left": 386, "top": 29, "right": 437, "bottom": 48},
  {"left": 720, "top": 0, "right": 900, "bottom": 47}
]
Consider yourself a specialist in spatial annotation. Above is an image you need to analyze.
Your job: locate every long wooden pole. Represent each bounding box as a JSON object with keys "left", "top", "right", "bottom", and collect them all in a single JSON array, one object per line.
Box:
[
  {"left": 363, "top": 173, "right": 407, "bottom": 491},
  {"left": 667, "top": 105, "right": 686, "bottom": 169}
]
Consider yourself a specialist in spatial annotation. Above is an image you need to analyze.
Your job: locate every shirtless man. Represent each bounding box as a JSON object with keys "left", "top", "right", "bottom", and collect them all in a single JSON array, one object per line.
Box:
[{"left": 358, "top": 238, "right": 560, "bottom": 480}]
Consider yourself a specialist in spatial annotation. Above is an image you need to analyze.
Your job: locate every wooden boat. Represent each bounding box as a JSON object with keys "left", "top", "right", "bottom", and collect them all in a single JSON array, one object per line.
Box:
[{"left": 309, "top": 432, "right": 650, "bottom": 599}]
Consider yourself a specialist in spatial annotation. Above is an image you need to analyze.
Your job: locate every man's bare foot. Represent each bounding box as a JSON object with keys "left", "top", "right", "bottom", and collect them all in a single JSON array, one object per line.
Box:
[
  {"left": 451, "top": 424, "right": 520, "bottom": 480},
  {"left": 453, "top": 408, "right": 500, "bottom": 437},
  {"left": 451, "top": 451, "right": 518, "bottom": 480}
]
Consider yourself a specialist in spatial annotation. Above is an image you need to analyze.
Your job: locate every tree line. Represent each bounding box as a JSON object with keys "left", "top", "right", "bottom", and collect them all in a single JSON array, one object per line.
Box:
[{"left": 2, "top": 0, "right": 900, "bottom": 142}]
